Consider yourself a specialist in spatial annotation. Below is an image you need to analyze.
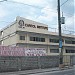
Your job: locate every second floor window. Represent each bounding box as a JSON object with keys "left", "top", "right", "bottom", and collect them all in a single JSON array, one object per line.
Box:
[
  {"left": 65, "top": 40, "right": 75, "bottom": 44},
  {"left": 50, "top": 38, "right": 64, "bottom": 43},
  {"left": 50, "top": 39, "right": 59, "bottom": 43},
  {"left": 20, "top": 36, "right": 25, "bottom": 40},
  {"left": 30, "top": 37, "right": 45, "bottom": 42}
]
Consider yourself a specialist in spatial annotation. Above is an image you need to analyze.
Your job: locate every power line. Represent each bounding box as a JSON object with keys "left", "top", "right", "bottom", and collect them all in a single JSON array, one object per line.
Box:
[
  {"left": 8, "top": 1, "right": 43, "bottom": 9},
  {"left": 0, "top": 0, "right": 73, "bottom": 16},
  {"left": 60, "top": 0, "right": 73, "bottom": 17},
  {"left": 61, "top": 11, "right": 74, "bottom": 17},
  {"left": 1, "top": 0, "right": 57, "bottom": 13},
  {"left": 0, "top": 0, "right": 73, "bottom": 24},
  {"left": 60, "top": 0, "right": 69, "bottom": 7}
]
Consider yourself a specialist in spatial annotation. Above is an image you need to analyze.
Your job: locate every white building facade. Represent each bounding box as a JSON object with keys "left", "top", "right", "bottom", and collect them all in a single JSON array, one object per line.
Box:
[{"left": 0, "top": 16, "right": 75, "bottom": 56}]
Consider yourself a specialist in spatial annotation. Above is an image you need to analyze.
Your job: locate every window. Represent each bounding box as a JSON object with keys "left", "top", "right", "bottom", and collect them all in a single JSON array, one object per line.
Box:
[
  {"left": 36, "top": 37, "right": 39, "bottom": 41},
  {"left": 65, "top": 40, "right": 72, "bottom": 44},
  {"left": 41, "top": 38, "right": 45, "bottom": 42},
  {"left": 0, "top": 40, "right": 3, "bottom": 45},
  {"left": 65, "top": 40, "right": 75, "bottom": 44},
  {"left": 50, "top": 38, "right": 64, "bottom": 43},
  {"left": 30, "top": 37, "right": 45, "bottom": 42},
  {"left": 72, "top": 41, "right": 75, "bottom": 44},
  {"left": 20, "top": 36, "right": 25, "bottom": 40},
  {"left": 50, "top": 39, "right": 59, "bottom": 43},
  {"left": 1, "top": 31, "right": 3, "bottom": 35},
  {"left": 0, "top": 41, "right": 1, "bottom": 45},
  {"left": 50, "top": 49, "right": 59, "bottom": 53},
  {"left": 66, "top": 49, "right": 75, "bottom": 53},
  {"left": 30, "top": 37, "right": 35, "bottom": 41}
]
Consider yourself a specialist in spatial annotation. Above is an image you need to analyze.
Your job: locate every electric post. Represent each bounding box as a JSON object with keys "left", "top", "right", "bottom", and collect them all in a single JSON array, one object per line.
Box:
[{"left": 57, "top": 0, "right": 63, "bottom": 68}]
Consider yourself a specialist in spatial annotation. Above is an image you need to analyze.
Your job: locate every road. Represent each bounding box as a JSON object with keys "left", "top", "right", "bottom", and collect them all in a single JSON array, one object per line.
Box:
[
  {"left": 28, "top": 69, "right": 75, "bottom": 75},
  {"left": 0, "top": 68, "right": 74, "bottom": 75}
]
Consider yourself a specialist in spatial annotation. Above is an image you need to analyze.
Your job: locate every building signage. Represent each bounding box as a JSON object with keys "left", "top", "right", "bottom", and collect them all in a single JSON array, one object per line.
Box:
[
  {"left": 0, "top": 46, "right": 46, "bottom": 56},
  {"left": 37, "top": 25, "right": 48, "bottom": 30},
  {"left": 18, "top": 20, "right": 48, "bottom": 30}
]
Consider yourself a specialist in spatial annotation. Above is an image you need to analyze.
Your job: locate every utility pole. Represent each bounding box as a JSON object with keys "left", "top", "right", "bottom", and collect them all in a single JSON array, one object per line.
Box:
[{"left": 57, "top": 0, "right": 63, "bottom": 68}]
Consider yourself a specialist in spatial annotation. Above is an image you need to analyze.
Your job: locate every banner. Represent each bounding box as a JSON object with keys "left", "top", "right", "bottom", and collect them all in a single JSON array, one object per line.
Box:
[{"left": 0, "top": 46, "right": 46, "bottom": 56}]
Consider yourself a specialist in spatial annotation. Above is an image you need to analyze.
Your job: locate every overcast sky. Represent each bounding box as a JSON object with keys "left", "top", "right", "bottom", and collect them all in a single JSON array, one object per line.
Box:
[{"left": 0, "top": 0, "right": 75, "bottom": 34}]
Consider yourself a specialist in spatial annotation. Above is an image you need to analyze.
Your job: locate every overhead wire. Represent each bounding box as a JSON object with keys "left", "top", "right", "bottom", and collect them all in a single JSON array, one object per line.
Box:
[
  {"left": 60, "top": 0, "right": 69, "bottom": 7},
  {"left": 0, "top": 0, "right": 73, "bottom": 16},
  {"left": 7, "top": 0, "right": 73, "bottom": 16},
  {"left": 2, "top": 0, "right": 58, "bottom": 13},
  {"left": 0, "top": 0, "right": 74, "bottom": 31},
  {"left": 60, "top": 0, "right": 73, "bottom": 18}
]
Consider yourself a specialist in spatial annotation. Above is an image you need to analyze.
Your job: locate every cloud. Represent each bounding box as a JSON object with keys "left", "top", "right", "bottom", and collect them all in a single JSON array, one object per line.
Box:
[
  {"left": 12, "top": 0, "right": 49, "bottom": 7},
  {"left": 0, "top": 7, "right": 8, "bottom": 18},
  {"left": 36, "top": 5, "right": 57, "bottom": 25},
  {"left": 66, "top": 16, "right": 74, "bottom": 26},
  {"left": 61, "top": 0, "right": 74, "bottom": 16},
  {"left": 0, "top": 0, "right": 74, "bottom": 33},
  {"left": 42, "top": 6, "right": 57, "bottom": 20},
  {"left": 62, "top": 15, "right": 75, "bottom": 32}
]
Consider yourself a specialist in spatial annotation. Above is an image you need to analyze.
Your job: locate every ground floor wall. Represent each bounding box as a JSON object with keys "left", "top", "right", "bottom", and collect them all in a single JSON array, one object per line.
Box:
[{"left": 16, "top": 43, "right": 75, "bottom": 56}]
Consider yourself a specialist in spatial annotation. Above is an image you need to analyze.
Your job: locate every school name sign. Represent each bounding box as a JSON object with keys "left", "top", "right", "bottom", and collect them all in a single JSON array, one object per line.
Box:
[
  {"left": 18, "top": 20, "right": 48, "bottom": 30},
  {"left": 0, "top": 46, "right": 46, "bottom": 56}
]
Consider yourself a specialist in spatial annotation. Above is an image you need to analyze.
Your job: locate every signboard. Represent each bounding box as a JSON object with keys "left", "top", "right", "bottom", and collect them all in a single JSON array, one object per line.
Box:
[
  {"left": 0, "top": 46, "right": 46, "bottom": 56},
  {"left": 59, "top": 40, "right": 62, "bottom": 48},
  {"left": 18, "top": 20, "right": 48, "bottom": 30}
]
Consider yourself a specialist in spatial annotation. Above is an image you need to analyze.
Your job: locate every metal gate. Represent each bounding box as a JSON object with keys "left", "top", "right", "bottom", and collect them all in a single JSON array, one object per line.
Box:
[{"left": 63, "top": 55, "right": 75, "bottom": 66}]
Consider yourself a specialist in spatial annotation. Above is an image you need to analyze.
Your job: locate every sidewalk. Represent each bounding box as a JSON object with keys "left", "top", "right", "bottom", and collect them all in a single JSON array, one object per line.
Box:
[{"left": 0, "top": 67, "right": 73, "bottom": 75}]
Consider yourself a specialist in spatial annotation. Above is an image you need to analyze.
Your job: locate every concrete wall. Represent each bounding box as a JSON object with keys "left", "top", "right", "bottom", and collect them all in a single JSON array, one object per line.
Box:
[
  {"left": 1, "top": 21, "right": 17, "bottom": 37},
  {"left": 0, "top": 55, "right": 74, "bottom": 72},
  {"left": 3, "top": 34, "right": 18, "bottom": 46},
  {"left": 0, "top": 56, "right": 59, "bottom": 72}
]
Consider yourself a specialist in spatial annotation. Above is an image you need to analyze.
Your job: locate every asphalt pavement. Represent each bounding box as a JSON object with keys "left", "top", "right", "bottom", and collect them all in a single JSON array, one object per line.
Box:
[
  {"left": 0, "top": 67, "right": 74, "bottom": 75},
  {"left": 29, "top": 69, "right": 75, "bottom": 75}
]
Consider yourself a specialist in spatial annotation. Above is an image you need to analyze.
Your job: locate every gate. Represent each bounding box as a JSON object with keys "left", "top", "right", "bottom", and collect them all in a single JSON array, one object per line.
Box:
[{"left": 63, "top": 55, "right": 75, "bottom": 66}]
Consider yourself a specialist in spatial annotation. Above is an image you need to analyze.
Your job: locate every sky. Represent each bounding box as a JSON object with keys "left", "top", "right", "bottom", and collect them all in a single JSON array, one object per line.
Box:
[{"left": 0, "top": 0, "right": 75, "bottom": 34}]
